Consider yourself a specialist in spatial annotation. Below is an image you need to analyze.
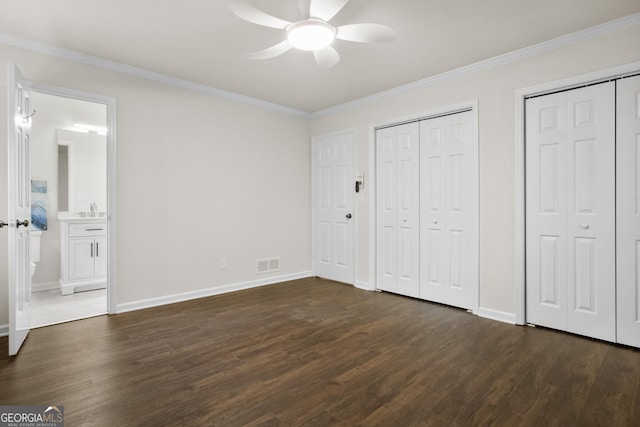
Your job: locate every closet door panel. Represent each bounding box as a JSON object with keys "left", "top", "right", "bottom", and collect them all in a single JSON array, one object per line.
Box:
[
  {"left": 565, "top": 83, "right": 615, "bottom": 342},
  {"left": 617, "top": 75, "right": 640, "bottom": 348},
  {"left": 419, "top": 111, "right": 477, "bottom": 309},
  {"left": 526, "top": 92, "right": 570, "bottom": 331},
  {"left": 526, "top": 83, "right": 615, "bottom": 342},
  {"left": 420, "top": 119, "right": 447, "bottom": 302},
  {"left": 376, "top": 128, "right": 398, "bottom": 293},
  {"left": 396, "top": 124, "right": 420, "bottom": 298},
  {"left": 376, "top": 123, "right": 420, "bottom": 297},
  {"left": 443, "top": 112, "right": 476, "bottom": 309}
]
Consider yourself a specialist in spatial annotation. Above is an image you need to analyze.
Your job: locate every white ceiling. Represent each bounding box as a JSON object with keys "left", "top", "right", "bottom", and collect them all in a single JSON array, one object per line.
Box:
[{"left": 2, "top": 0, "right": 639, "bottom": 113}]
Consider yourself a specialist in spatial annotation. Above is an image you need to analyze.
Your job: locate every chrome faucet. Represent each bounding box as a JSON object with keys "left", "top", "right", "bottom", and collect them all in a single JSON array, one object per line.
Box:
[{"left": 90, "top": 202, "right": 98, "bottom": 217}]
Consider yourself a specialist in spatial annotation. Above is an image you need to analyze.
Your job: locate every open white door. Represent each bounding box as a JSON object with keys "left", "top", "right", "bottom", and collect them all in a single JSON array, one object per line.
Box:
[
  {"left": 312, "top": 132, "right": 355, "bottom": 284},
  {"left": 7, "top": 63, "right": 33, "bottom": 356}
]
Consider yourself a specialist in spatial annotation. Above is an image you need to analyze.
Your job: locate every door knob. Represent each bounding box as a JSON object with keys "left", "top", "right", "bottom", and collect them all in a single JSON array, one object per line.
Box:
[
  {"left": 580, "top": 224, "right": 590, "bottom": 230},
  {"left": 346, "top": 213, "right": 352, "bottom": 219},
  {"left": 16, "top": 219, "right": 29, "bottom": 228},
  {"left": 0, "top": 220, "right": 8, "bottom": 228},
  {"left": 433, "top": 220, "right": 439, "bottom": 224}
]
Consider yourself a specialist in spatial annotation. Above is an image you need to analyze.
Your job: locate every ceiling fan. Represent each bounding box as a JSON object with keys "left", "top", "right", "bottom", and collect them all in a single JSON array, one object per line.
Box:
[{"left": 228, "top": 0, "right": 396, "bottom": 68}]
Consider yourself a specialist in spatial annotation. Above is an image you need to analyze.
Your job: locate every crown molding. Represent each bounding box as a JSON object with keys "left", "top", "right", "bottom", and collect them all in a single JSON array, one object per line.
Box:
[
  {"left": 311, "top": 12, "right": 640, "bottom": 119},
  {"left": 1, "top": 12, "right": 638, "bottom": 120},
  {"left": 0, "top": 33, "right": 312, "bottom": 119}
]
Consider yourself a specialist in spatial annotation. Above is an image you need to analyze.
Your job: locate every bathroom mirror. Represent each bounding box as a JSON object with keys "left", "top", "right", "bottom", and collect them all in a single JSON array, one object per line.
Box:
[{"left": 57, "top": 129, "right": 107, "bottom": 213}]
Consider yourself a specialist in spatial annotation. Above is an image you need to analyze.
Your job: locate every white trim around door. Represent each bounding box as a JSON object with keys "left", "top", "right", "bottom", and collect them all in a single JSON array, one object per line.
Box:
[
  {"left": 30, "top": 82, "right": 118, "bottom": 315},
  {"left": 513, "top": 61, "right": 640, "bottom": 325}
]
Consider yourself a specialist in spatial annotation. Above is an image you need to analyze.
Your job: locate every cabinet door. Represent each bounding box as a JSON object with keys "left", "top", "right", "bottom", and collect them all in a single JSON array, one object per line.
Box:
[
  {"left": 68, "top": 238, "right": 95, "bottom": 280},
  {"left": 94, "top": 237, "right": 108, "bottom": 278}
]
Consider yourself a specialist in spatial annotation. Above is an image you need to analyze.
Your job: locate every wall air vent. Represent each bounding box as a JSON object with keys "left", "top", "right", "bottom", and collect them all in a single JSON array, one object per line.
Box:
[{"left": 256, "top": 257, "right": 280, "bottom": 274}]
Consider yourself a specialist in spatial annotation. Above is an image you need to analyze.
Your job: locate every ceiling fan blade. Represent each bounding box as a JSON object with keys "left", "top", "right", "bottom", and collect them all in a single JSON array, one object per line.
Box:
[
  {"left": 313, "top": 46, "right": 340, "bottom": 68},
  {"left": 298, "top": 0, "right": 311, "bottom": 18},
  {"left": 228, "top": 0, "right": 291, "bottom": 29},
  {"left": 244, "top": 40, "right": 293, "bottom": 60},
  {"left": 336, "top": 23, "right": 397, "bottom": 43},
  {"left": 309, "top": 0, "right": 349, "bottom": 21}
]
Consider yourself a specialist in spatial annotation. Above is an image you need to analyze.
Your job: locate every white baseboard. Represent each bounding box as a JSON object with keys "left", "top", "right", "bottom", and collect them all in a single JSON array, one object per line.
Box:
[
  {"left": 32, "top": 281, "right": 59, "bottom": 292},
  {"left": 478, "top": 307, "right": 517, "bottom": 325},
  {"left": 354, "top": 281, "right": 375, "bottom": 291},
  {"left": 0, "top": 272, "right": 311, "bottom": 337},
  {"left": 2, "top": 279, "right": 516, "bottom": 337},
  {"left": 116, "top": 271, "right": 312, "bottom": 314}
]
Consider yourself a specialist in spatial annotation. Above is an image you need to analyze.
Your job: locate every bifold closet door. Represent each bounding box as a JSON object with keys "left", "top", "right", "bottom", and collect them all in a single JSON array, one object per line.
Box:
[
  {"left": 526, "top": 82, "right": 616, "bottom": 342},
  {"left": 376, "top": 123, "right": 420, "bottom": 298},
  {"left": 419, "top": 111, "right": 477, "bottom": 310},
  {"left": 617, "top": 75, "right": 640, "bottom": 348}
]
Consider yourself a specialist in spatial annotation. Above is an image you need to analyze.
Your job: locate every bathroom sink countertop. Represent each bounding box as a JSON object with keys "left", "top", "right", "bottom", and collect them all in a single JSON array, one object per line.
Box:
[{"left": 57, "top": 213, "right": 107, "bottom": 221}]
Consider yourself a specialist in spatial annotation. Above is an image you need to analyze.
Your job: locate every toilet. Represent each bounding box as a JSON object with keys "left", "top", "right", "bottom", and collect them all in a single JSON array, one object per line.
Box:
[{"left": 30, "top": 230, "right": 42, "bottom": 280}]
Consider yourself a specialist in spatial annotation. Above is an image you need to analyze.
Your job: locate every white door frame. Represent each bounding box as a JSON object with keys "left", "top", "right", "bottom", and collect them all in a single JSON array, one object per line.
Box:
[
  {"left": 513, "top": 61, "right": 640, "bottom": 325},
  {"left": 368, "top": 100, "right": 479, "bottom": 307},
  {"left": 29, "top": 82, "right": 118, "bottom": 315},
  {"left": 311, "top": 129, "right": 356, "bottom": 285}
]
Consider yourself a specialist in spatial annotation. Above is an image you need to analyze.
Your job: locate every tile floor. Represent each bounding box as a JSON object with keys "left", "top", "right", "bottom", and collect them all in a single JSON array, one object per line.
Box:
[{"left": 30, "top": 288, "right": 107, "bottom": 328}]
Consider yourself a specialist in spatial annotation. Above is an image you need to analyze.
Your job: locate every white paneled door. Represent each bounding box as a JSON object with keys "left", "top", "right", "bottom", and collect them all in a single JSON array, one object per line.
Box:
[
  {"left": 526, "top": 82, "right": 616, "bottom": 342},
  {"left": 376, "top": 123, "right": 420, "bottom": 297},
  {"left": 8, "top": 64, "right": 33, "bottom": 356},
  {"left": 617, "top": 75, "right": 640, "bottom": 348},
  {"left": 312, "top": 132, "right": 355, "bottom": 284},
  {"left": 419, "top": 111, "right": 477, "bottom": 310}
]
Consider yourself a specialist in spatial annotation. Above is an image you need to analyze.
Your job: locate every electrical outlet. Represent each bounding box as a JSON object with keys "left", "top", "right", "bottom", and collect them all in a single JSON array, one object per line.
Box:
[{"left": 220, "top": 257, "right": 228, "bottom": 269}]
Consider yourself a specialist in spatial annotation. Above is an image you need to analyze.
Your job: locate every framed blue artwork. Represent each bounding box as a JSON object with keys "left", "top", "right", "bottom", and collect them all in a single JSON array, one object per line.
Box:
[{"left": 31, "top": 180, "right": 48, "bottom": 231}]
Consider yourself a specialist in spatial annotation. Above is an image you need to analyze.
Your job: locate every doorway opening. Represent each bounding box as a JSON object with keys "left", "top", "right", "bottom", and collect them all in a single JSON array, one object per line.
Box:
[{"left": 28, "top": 86, "right": 116, "bottom": 328}]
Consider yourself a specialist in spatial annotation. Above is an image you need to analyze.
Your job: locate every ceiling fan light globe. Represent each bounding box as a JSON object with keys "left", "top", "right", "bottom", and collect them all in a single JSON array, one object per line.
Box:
[{"left": 287, "top": 19, "right": 336, "bottom": 51}]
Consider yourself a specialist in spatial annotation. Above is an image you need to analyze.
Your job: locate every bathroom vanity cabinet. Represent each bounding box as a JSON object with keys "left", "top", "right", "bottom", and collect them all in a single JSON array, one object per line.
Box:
[{"left": 59, "top": 217, "right": 107, "bottom": 295}]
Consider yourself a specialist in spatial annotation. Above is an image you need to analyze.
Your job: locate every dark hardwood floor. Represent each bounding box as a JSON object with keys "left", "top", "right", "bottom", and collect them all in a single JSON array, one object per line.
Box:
[{"left": 1, "top": 277, "right": 639, "bottom": 426}]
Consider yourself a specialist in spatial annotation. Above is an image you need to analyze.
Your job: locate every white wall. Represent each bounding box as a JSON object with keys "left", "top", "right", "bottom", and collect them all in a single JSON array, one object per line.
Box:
[
  {"left": 309, "top": 26, "right": 640, "bottom": 317},
  {"left": 0, "top": 43, "right": 311, "bottom": 327}
]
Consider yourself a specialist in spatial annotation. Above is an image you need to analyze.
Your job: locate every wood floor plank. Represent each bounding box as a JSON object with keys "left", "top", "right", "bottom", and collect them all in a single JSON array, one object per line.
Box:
[
  {"left": 1, "top": 277, "right": 639, "bottom": 426},
  {"left": 579, "top": 345, "right": 640, "bottom": 426}
]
